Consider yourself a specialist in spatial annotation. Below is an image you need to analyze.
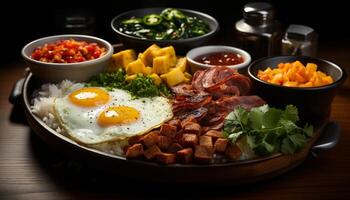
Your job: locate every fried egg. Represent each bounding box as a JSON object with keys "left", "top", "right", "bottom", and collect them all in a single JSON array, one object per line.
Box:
[{"left": 54, "top": 87, "right": 173, "bottom": 144}]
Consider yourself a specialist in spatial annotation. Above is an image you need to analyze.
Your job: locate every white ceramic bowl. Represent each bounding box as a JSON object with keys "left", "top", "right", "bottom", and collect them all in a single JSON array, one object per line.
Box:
[
  {"left": 21, "top": 34, "right": 113, "bottom": 82},
  {"left": 186, "top": 45, "right": 251, "bottom": 73}
]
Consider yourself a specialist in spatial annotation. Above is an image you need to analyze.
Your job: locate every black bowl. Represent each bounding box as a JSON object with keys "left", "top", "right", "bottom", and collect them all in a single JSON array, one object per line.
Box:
[
  {"left": 248, "top": 56, "right": 346, "bottom": 124},
  {"left": 110, "top": 8, "right": 219, "bottom": 54}
]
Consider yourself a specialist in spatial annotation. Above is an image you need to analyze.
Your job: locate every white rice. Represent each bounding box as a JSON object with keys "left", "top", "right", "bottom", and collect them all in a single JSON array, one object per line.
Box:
[{"left": 31, "top": 80, "right": 126, "bottom": 156}]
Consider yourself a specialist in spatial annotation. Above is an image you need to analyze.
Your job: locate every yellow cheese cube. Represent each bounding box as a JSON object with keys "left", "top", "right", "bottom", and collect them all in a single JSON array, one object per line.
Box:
[
  {"left": 175, "top": 57, "right": 187, "bottom": 72},
  {"left": 153, "top": 55, "right": 171, "bottom": 74},
  {"left": 155, "top": 46, "right": 177, "bottom": 67},
  {"left": 111, "top": 49, "right": 136, "bottom": 69},
  {"left": 160, "top": 68, "right": 188, "bottom": 86},
  {"left": 149, "top": 73, "right": 162, "bottom": 86},
  {"left": 140, "top": 44, "right": 160, "bottom": 67},
  {"left": 126, "top": 59, "right": 146, "bottom": 75}
]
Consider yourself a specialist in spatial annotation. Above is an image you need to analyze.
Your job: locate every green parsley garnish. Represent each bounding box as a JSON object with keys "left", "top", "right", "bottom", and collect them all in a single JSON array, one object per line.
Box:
[
  {"left": 223, "top": 105, "right": 313, "bottom": 156},
  {"left": 86, "top": 68, "right": 171, "bottom": 98}
]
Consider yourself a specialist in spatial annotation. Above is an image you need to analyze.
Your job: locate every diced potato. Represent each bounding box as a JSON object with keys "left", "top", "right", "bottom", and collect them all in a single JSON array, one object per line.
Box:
[
  {"left": 143, "top": 66, "right": 153, "bottom": 75},
  {"left": 111, "top": 49, "right": 136, "bottom": 70},
  {"left": 140, "top": 44, "right": 160, "bottom": 67},
  {"left": 175, "top": 57, "right": 187, "bottom": 72},
  {"left": 126, "top": 59, "right": 146, "bottom": 75},
  {"left": 184, "top": 72, "right": 192, "bottom": 80},
  {"left": 126, "top": 74, "right": 138, "bottom": 82},
  {"left": 160, "top": 67, "right": 188, "bottom": 86},
  {"left": 149, "top": 73, "right": 162, "bottom": 86},
  {"left": 155, "top": 46, "right": 177, "bottom": 67},
  {"left": 153, "top": 55, "right": 172, "bottom": 74}
]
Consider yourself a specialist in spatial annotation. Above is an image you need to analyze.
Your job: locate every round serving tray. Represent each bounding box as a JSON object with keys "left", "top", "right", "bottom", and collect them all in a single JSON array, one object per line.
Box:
[{"left": 18, "top": 71, "right": 339, "bottom": 183}]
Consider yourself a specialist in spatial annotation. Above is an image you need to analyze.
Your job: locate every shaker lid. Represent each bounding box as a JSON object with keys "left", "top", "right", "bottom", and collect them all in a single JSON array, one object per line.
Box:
[
  {"left": 243, "top": 2, "right": 275, "bottom": 21},
  {"left": 286, "top": 24, "right": 316, "bottom": 41}
]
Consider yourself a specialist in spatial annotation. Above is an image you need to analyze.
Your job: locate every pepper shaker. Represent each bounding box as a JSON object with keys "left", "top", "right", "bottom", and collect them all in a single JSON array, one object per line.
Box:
[
  {"left": 234, "top": 2, "right": 282, "bottom": 60},
  {"left": 281, "top": 24, "right": 318, "bottom": 56}
]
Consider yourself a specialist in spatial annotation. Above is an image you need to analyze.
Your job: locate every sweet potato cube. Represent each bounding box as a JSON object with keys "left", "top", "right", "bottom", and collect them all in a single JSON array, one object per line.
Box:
[
  {"left": 160, "top": 124, "right": 177, "bottom": 138},
  {"left": 225, "top": 144, "right": 242, "bottom": 161},
  {"left": 194, "top": 145, "right": 213, "bottom": 163},
  {"left": 142, "top": 131, "right": 160, "bottom": 148},
  {"left": 167, "top": 143, "right": 183, "bottom": 154},
  {"left": 157, "top": 136, "right": 173, "bottom": 150},
  {"left": 144, "top": 145, "right": 161, "bottom": 160},
  {"left": 183, "top": 122, "right": 201, "bottom": 135},
  {"left": 156, "top": 152, "right": 176, "bottom": 165},
  {"left": 126, "top": 144, "right": 144, "bottom": 158},
  {"left": 214, "top": 138, "right": 228, "bottom": 153},
  {"left": 128, "top": 135, "right": 143, "bottom": 146},
  {"left": 177, "top": 148, "right": 193, "bottom": 164},
  {"left": 182, "top": 134, "right": 198, "bottom": 148},
  {"left": 199, "top": 136, "right": 213, "bottom": 148},
  {"left": 204, "top": 130, "right": 223, "bottom": 140}
]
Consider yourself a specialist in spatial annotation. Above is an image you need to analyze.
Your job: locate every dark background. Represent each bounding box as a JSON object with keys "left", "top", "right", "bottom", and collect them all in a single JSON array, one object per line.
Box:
[{"left": 2, "top": 0, "right": 348, "bottom": 65}]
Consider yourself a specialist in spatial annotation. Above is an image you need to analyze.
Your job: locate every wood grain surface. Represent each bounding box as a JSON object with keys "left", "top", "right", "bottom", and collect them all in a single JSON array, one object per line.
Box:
[{"left": 1, "top": 43, "right": 350, "bottom": 199}]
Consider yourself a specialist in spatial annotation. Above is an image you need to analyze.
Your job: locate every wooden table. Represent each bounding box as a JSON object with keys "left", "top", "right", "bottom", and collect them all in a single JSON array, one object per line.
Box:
[{"left": 1, "top": 44, "right": 350, "bottom": 199}]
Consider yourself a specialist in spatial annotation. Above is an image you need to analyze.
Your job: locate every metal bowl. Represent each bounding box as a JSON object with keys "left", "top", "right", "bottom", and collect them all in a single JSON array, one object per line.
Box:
[
  {"left": 111, "top": 8, "right": 219, "bottom": 54},
  {"left": 248, "top": 56, "right": 346, "bottom": 123}
]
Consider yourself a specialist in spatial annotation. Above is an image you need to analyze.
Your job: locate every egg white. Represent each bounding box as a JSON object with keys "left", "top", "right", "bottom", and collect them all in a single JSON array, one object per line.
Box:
[{"left": 54, "top": 88, "right": 173, "bottom": 144}]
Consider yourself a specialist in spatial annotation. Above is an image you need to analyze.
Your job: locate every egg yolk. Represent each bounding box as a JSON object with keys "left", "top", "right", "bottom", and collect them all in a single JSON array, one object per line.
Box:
[
  {"left": 69, "top": 87, "right": 110, "bottom": 107},
  {"left": 98, "top": 106, "right": 140, "bottom": 126}
]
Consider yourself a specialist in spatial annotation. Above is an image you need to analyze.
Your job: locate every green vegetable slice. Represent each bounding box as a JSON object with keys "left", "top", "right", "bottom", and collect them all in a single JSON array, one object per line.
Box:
[
  {"left": 121, "top": 18, "right": 143, "bottom": 24},
  {"left": 161, "top": 8, "right": 185, "bottom": 20},
  {"left": 143, "top": 14, "right": 162, "bottom": 26}
]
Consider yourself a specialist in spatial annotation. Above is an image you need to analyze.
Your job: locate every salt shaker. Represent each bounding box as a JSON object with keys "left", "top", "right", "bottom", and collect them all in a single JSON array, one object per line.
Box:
[
  {"left": 281, "top": 24, "right": 318, "bottom": 56},
  {"left": 235, "top": 2, "right": 282, "bottom": 60}
]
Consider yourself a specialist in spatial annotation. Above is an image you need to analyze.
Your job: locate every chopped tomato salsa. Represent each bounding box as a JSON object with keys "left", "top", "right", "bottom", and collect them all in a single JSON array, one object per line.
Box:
[{"left": 31, "top": 39, "right": 106, "bottom": 63}]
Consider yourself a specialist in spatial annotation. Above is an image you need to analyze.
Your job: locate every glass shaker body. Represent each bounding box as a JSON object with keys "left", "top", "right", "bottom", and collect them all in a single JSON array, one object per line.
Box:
[
  {"left": 281, "top": 24, "right": 318, "bottom": 56},
  {"left": 234, "top": 2, "right": 282, "bottom": 60}
]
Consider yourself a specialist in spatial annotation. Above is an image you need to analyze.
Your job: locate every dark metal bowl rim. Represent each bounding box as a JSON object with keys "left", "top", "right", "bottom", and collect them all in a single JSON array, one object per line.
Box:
[{"left": 110, "top": 7, "right": 220, "bottom": 44}]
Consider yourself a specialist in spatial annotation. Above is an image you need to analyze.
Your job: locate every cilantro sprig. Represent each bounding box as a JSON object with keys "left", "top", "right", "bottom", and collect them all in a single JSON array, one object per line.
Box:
[{"left": 223, "top": 105, "right": 313, "bottom": 156}]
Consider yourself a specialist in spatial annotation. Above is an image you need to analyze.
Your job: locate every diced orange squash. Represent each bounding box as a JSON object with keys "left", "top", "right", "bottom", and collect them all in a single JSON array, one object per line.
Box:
[{"left": 257, "top": 60, "right": 333, "bottom": 87}]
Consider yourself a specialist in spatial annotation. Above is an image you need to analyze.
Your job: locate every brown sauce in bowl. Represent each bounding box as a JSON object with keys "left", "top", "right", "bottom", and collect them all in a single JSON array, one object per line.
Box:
[{"left": 195, "top": 52, "right": 244, "bottom": 65}]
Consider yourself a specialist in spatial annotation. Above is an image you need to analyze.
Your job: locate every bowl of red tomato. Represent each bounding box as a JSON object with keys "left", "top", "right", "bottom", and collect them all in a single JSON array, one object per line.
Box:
[{"left": 21, "top": 34, "right": 113, "bottom": 82}]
